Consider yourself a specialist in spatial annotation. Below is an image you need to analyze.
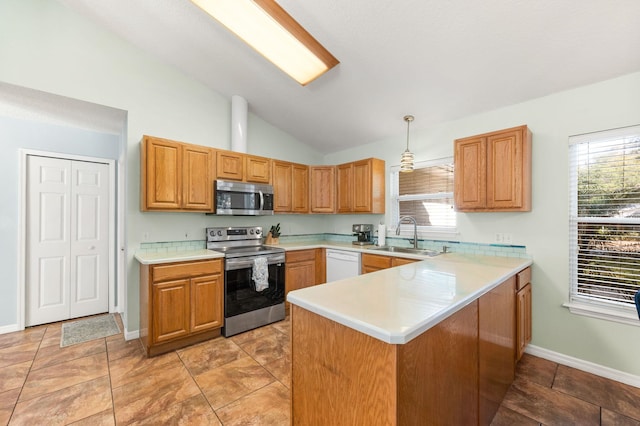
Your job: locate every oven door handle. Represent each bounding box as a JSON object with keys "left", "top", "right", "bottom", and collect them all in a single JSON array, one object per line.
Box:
[{"left": 225, "top": 255, "right": 285, "bottom": 271}]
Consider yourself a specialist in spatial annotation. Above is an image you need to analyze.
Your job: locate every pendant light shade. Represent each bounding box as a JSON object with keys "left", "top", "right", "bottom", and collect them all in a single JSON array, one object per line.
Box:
[{"left": 400, "top": 115, "right": 415, "bottom": 173}]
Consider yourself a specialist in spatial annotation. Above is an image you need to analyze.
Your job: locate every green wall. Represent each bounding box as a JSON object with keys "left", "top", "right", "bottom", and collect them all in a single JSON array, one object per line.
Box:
[{"left": 1, "top": 0, "right": 640, "bottom": 377}]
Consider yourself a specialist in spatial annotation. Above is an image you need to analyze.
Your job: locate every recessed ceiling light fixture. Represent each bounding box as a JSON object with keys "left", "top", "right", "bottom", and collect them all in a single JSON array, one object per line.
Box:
[
  {"left": 191, "top": 0, "right": 339, "bottom": 85},
  {"left": 400, "top": 115, "right": 415, "bottom": 173}
]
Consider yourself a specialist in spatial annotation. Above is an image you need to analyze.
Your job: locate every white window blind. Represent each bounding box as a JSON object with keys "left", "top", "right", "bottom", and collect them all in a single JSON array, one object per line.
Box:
[
  {"left": 391, "top": 158, "right": 456, "bottom": 234},
  {"left": 569, "top": 125, "right": 640, "bottom": 317}
]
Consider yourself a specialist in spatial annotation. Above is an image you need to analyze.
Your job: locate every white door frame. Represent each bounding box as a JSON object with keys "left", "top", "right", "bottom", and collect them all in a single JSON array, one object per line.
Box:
[{"left": 18, "top": 149, "right": 121, "bottom": 329}]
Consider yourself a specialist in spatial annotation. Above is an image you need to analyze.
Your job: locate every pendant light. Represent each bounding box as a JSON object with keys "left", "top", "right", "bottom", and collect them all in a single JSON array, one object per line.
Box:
[{"left": 400, "top": 115, "right": 415, "bottom": 173}]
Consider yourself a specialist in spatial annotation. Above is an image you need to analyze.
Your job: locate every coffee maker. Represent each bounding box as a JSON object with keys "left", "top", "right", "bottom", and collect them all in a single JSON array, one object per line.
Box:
[{"left": 352, "top": 224, "right": 374, "bottom": 245}]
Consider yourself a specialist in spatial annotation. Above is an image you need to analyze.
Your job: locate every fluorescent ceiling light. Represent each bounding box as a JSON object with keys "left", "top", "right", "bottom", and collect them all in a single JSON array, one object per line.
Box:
[{"left": 191, "top": 0, "right": 339, "bottom": 85}]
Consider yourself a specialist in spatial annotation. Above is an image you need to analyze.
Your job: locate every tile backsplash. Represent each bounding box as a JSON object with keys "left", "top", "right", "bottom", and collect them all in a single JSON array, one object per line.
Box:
[{"left": 138, "top": 233, "right": 528, "bottom": 258}]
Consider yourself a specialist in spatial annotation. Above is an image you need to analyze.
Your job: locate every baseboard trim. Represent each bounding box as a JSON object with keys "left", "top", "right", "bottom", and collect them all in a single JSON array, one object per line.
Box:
[
  {"left": 526, "top": 344, "right": 640, "bottom": 388},
  {"left": 0, "top": 323, "right": 20, "bottom": 334},
  {"left": 124, "top": 328, "right": 139, "bottom": 341}
]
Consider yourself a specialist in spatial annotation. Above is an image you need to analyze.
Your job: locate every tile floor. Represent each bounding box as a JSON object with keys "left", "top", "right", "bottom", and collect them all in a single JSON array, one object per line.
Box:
[{"left": 0, "top": 313, "right": 639, "bottom": 425}]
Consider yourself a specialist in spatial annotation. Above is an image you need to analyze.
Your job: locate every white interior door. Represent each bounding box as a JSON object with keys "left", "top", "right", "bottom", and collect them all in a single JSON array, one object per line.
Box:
[{"left": 26, "top": 156, "right": 109, "bottom": 326}]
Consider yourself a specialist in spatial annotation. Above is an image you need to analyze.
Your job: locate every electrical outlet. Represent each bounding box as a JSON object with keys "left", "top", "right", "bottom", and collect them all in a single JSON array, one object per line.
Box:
[
  {"left": 185, "top": 231, "right": 191, "bottom": 240},
  {"left": 494, "top": 233, "right": 503, "bottom": 243},
  {"left": 503, "top": 233, "right": 513, "bottom": 244},
  {"left": 143, "top": 232, "right": 150, "bottom": 241}
]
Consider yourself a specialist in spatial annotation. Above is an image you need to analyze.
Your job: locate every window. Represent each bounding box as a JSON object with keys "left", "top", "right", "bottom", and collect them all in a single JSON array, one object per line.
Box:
[
  {"left": 391, "top": 158, "right": 456, "bottom": 235},
  {"left": 568, "top": 125, "right": 640, "bottom": 323}
]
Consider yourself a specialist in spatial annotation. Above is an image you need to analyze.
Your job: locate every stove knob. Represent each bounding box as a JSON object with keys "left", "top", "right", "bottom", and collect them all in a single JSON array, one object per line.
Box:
[
  {"left": 255, "top": 229, "right": 261, "bottom": 235},
  {"left": 217, "top": 230, "right": 223, "bottom": 236},
  {"left": 249, "top": 229, "right": 254, "bottom": 234}
]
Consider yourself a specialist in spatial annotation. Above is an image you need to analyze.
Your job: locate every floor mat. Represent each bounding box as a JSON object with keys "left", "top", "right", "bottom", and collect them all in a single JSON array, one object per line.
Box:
[{"left": 60, "top": 314, "right": 120, "bottom": 347}]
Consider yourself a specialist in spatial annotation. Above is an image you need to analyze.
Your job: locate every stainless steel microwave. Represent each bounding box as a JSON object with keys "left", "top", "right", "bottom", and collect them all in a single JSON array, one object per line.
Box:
[{"left": 214, "top": 180, "right": 274, "bottom": 215}]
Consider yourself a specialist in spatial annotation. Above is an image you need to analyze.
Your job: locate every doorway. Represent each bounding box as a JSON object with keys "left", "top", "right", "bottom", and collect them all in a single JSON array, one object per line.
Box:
[{"left": 25, "top": 154, "right": 112, "bottom": 326}]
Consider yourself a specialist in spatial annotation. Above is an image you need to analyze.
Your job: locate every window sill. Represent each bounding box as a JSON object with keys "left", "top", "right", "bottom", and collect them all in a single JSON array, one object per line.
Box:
[{"left": 563, "top": 302, "right": 640, "bottom": 327}]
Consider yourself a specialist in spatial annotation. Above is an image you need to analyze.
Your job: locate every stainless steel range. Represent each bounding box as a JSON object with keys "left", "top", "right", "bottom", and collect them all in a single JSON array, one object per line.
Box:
[{"left": 206, "top": 226, "right": 285, "bottom": 337}]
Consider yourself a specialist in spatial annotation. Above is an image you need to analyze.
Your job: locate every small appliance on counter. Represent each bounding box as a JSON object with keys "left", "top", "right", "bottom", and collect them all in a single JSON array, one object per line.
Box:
[{"left": 352, "top": 224, "right": 374, "bottom": 245}]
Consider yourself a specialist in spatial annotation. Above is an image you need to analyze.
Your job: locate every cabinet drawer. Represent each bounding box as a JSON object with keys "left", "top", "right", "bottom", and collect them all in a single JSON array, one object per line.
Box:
[
  {"left": 152, "top": 259, "right": 222, "bottom": 282},
  {"left": 361, "top": 254, "right": 392, "bottom": 269},
  {"left": 516, "top": 267, "right": 531, "bottom": 290},
  {"left": 286, "top": 249, "right": 317, "bottom": 263}
]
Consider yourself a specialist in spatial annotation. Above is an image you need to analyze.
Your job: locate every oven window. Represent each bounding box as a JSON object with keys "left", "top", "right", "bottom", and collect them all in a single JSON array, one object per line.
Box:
[{"left": 225, "top": 262, "right": 285, "bottom": 318}]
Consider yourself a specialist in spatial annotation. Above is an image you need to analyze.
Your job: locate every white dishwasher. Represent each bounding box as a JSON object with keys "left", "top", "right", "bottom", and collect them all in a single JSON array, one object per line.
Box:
[{"left": 326, "top": 249, "right": 361, "bottom": 282}]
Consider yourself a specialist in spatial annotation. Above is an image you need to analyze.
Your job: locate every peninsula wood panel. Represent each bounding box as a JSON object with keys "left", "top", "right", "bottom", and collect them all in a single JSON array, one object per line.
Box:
[
  {"left": 291, "top": 306, "right": 398, "bottom": 425},
  {"left": 292, "top": 301, "right": 480, "bottom": 425},
  {"left": 479, "top": 277, "right": 516, "bottom": 425},
  {"left": 397, "top": 301, "right": 479, "bottom": 426}
]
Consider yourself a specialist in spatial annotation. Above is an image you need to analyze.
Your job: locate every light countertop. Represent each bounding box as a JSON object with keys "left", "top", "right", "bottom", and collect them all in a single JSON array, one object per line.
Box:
[
  {"left": 287, "top": 253, "right": 532, "bottom": 345},
  {"left": 134, "top": 249, "right": 224, "bottom": 265}
]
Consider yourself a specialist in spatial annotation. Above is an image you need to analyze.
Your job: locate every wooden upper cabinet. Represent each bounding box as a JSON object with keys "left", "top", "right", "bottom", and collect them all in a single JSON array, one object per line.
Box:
[
  {"left": 245, "top": 154, "right": 271, "bottom": 183},
  {"left": 337, "top": 158, "right": 385, "bottom": 214},
  {"left": 182, "top": 144, "right": 214, "bottom": 211},
  {"left": 337, "top": 163, "right": 354, "bottom": 213},
  {"left": 454, "top": 125, "right": 531, "bottom": 212},
  {"left": 216, "top": 150, "right": 244, "bottom": 181},
  {"left": 273, "top": 160, "right": 293, "bottom": 212},
  {"left": 273, "top": 161, "right": 309, "bottom": 213},
  {"left": 310, "top": 166, "right": 336, "bottom": 213},
  {"left": 141, "top": 136, "right": 213, "bottom": 212},
  {"left": 215, "top": 150, "right": 271, "bottom": 183},
  {"left": 291, "top": 163, "right": 309, "bottom": 213}
]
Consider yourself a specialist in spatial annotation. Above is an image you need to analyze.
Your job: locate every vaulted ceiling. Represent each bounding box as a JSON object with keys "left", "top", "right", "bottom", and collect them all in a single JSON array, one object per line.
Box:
[{"left": 58, "top": 0, "right": 640, "bottom": 153}]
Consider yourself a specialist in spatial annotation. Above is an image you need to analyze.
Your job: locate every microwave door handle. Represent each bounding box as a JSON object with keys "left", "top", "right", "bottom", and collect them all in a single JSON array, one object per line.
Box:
[{"left": 259, "top": 190, "right": 264, "bottom": 210}]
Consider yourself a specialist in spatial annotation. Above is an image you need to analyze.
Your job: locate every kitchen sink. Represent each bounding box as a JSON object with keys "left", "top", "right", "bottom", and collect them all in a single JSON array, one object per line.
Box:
[{"left": 368, "top": 246, "right": 440, "bottom": 257}]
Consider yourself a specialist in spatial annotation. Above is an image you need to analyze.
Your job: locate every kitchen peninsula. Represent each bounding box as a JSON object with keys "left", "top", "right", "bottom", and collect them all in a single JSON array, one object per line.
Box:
[{"left": 287, "top": 253, "right": 532, "bottom": 425}]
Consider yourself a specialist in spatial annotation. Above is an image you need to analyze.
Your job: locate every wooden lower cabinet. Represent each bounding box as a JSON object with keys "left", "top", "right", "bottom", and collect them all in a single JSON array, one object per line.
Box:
[
  {"left": 285, "top": 249, "right": 325, "bottom": 311},
  {"left": 361, "top": 253, "right": 418, "bottom": 274},
  {"left": 291, "top": 301, "right": 479, "bottom": 425},
  {"left": 140, "top": 259, "right": 223, "bottom": 356},
  {"left": 291, "top": 266, "right": 532, "bottom": 425},
  {"left": 516, "top": 267, "right": 533, "bottom": 360}
]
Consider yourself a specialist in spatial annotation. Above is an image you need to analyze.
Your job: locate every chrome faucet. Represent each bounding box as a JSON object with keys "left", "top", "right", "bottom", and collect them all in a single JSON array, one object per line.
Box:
[{"left": 396, "top": 216, "right": 418, "bottom": 249}]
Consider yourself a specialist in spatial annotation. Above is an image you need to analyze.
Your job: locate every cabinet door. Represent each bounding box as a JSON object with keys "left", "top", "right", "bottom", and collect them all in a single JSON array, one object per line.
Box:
[
  {"left": 337, "top": 163, "right": 354, "bottom": 213},
  {"left": 353, "top": 160, "right": 372, "bottom": 212},
  {"left": 286, "top": 260, "right": 316, "bottom": 298},
  {"left": 487, "top": 129, "right": 524, "bottom": 210},
  {"left": 516, "top": 283, "right": 532, "bottom": 360},
  {"left": 143, "top": 136, "right": 182, "bottom": 210},
  {"left": 273, "top": 161, "right": 292, "bottom": 212},
  {"left": 216, "top": 150, "right": 244, "bottom": 181},
  {"left": 182, "top": 144, "right": 213, "bottom": 211},
  {"left": 191, "top": 274, "right": 223, "bottom": 333},
  {"left": 292, "top": 164, "right": 309, "bottom": 213},
  {"left": 310, "top": 166, "right": 336, "bottom": 213},
  {"left": 361, "top": 253, "right": 392, "bottom": 274},
  {"left": 391, "top": 257, "right": 418, "bottom": 267},
  {"left": 454, "top": 137, "right": 486, "bottom": 210},
  {"left": 152, "top": 279, "right": 190, "bottom": 343},
  {"left": 246, "top": 155, "right": 271, "bottom": 183}
]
